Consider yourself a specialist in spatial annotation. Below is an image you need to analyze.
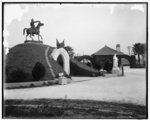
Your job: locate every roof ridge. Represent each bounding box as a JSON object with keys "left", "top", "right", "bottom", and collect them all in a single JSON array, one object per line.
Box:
[
  {"left": 93, "top": 45, "right": 125, "bottom": 55},
  {"left": 105, "top": 45, "right": 116, "bottom": 52}
]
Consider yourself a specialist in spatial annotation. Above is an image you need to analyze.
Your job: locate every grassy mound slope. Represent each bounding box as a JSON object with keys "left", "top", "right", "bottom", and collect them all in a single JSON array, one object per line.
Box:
[
  {"left": 70, "top": 58, "right": 100, "bottom": 76},
  {"left": 5, "top": 43, "right": 65, "bottom": 83}
]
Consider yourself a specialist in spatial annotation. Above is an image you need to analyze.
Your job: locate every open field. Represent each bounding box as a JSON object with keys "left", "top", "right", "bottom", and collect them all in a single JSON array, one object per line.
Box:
[{"left": 4, "top": 68, "right": 146, "bottom": 105}]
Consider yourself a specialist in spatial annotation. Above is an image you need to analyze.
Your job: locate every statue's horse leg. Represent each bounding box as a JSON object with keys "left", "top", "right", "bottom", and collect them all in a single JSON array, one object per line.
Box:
[
  {"left": 24, "top": 28, "right": 29, "bottom": 41},
  {"left": 38, "top": 34, "right": 40, "bottom": 41},
  {"left": 39, "top": 34, "right": 43, "bottom": 41},
  {"left": 26, "top": 31, "right": 29, "bottom": 40},
  {"left": 26, "top": 34, "right": 28, "bottom": 40},
  {"left": 30, "top": 34, "right": 34, "bottom": 41}
]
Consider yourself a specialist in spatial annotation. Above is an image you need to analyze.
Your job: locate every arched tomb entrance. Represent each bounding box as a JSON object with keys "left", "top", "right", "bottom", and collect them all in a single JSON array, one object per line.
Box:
[
  {"left": 51, "top": 48, "right": 70, "bottom": 75},
  {"left": 57, "top": 55, "right": 64, "bottom": 68}
]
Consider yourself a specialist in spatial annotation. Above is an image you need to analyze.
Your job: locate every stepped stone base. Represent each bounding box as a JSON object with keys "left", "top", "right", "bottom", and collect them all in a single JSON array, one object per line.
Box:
[
  {"left": 24, "top": 40, "right": 43, "bottom": 44},
  {"left": 58, "top": 77, "right": 71, "bottom": 85},
  {"left": 112, "top": 67, "right": 120, "bottom": 74}
]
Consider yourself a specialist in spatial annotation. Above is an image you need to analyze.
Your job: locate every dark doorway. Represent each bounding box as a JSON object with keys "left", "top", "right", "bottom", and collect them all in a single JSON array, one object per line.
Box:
[
  {"left": 32, "top": 62, "right": 45, "bottom": 81},
  {"left": 57, "top": 55, "right": 64, "bottom": 68}
]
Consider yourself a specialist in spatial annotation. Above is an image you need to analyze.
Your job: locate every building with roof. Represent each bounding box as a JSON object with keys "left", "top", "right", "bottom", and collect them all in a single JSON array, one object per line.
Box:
[{"left": 92, "top": 44, "right": 131, "bottom": 71}]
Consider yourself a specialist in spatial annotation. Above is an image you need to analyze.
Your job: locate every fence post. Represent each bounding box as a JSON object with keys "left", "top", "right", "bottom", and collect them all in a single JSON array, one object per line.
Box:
[{"left": 122, "top": 65, "right": 124, "bottom": 76}]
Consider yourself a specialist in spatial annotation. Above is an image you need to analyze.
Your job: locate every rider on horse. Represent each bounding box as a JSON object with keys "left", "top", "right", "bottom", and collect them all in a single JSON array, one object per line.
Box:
[
  {"left": 23, "top": 19, "right": 44, "bottom": 41},
  {"left": 30, "top": 19, "right": 40, "bottom": 35}
]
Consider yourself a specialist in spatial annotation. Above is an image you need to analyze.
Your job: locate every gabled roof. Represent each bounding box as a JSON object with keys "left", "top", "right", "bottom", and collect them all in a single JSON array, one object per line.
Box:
[{"left": 93, "top": 45, "right": 126, "bottom": 56}]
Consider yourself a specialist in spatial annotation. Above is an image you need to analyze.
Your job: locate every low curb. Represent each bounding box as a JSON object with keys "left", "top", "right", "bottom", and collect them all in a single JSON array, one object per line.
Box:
[
  {"left": 5, "top": 78, "right": 72, "bottom": 89},
  {"left": 4, "top": 79, "right": 58, "bottom": 89}
]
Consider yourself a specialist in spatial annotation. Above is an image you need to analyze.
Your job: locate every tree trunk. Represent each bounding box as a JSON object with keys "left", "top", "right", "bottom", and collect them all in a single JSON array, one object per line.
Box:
[
  {"left": 142, "top": 54, "right": 145, "bottom": 67},
  {"left": 138, "top": 54, "right": 140, "bottom": 65}
]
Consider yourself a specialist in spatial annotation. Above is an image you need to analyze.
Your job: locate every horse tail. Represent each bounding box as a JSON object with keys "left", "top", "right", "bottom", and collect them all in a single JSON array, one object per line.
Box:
[{"left": 23, "top": 28, "right": 27, "bottom": 35}]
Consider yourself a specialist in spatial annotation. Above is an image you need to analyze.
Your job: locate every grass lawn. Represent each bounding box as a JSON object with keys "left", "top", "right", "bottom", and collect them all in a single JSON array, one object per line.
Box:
[{"left": 3, "top": 99, "right": 147, "bottom": 119}]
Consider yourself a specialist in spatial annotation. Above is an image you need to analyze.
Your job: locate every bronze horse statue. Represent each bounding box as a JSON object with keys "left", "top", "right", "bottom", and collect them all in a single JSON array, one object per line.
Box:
[{"left": 23, "top": 22, "right": 44, "bottom": 41}]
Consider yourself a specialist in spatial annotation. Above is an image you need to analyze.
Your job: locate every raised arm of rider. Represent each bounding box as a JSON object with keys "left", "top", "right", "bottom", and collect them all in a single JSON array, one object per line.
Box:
[{"left": 34, "top": 21, "right": 40, "bottom": 23}]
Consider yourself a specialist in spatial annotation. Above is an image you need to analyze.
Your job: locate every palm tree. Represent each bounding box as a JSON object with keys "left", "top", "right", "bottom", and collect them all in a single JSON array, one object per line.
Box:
[{"left": 132, "top": 43, "right": 145, "bottom": 65}]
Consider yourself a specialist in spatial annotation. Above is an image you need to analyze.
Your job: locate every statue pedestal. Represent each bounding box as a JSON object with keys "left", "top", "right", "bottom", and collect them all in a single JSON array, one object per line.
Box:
[
  {"left": 24, "top": 40, "right": 43, "bottom": 44},
  {"left": 112, "top": 67, "right": 120, "bottom": 74},
  {"left": 58, "top": 77, "right": 71, "bottom": 85}
]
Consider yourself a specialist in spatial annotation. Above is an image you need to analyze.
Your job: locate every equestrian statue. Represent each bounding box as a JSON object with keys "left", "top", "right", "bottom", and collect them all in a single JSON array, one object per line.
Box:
[{"left": 23, "top": 19, "right": 44, "bottom": 41}]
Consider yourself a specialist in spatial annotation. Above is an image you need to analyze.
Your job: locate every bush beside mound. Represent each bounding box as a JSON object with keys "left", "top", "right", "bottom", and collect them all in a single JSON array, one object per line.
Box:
[
  {"left": 70, "top": 58, "right": 101, "bottom": 76},
  {"left": 5, "top": 68, "right": 28, "bottom": 83}
]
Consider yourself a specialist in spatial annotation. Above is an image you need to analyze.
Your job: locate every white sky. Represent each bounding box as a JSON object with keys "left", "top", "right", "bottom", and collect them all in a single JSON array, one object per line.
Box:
[{"left": 3, "top": 3, "right": 146, "bottom": 55}]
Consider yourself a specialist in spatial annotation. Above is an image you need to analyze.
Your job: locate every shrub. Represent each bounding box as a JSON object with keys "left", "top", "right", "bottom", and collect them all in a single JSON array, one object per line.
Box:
[
  {"left": 5, "top": 68, "right": 27, "bottom": 83},
  {"left": 70, "top": 59, "right": 100, "bottom": 76},
  {"left": 130, "top": 55, "right": 136, "bottom": 68},
  {"left": 32, "top": 62, "right": 46, "bottom": 81},
  {"left": 103, "top": 59, "right": 113, "bottom": 73}
]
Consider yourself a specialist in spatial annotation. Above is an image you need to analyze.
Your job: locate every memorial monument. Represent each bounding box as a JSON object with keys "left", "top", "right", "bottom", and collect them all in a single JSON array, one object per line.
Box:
[
  {"left": 23, "top": 19, "right": 44, "bottom": 42},
  {"left": 112, "top": 54, "right": 120, "bottom": 74},
  {"left": 5, "top": 19, "right": 69, "bottom": 84},
  {"left": 5, "top": 19, "right": 100, "bottom": 86}
]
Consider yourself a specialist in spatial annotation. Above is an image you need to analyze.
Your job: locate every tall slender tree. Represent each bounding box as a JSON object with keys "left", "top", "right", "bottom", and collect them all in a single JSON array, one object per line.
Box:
[{"left": 132, "top": 43, "right": 145, "bottom": 65}]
